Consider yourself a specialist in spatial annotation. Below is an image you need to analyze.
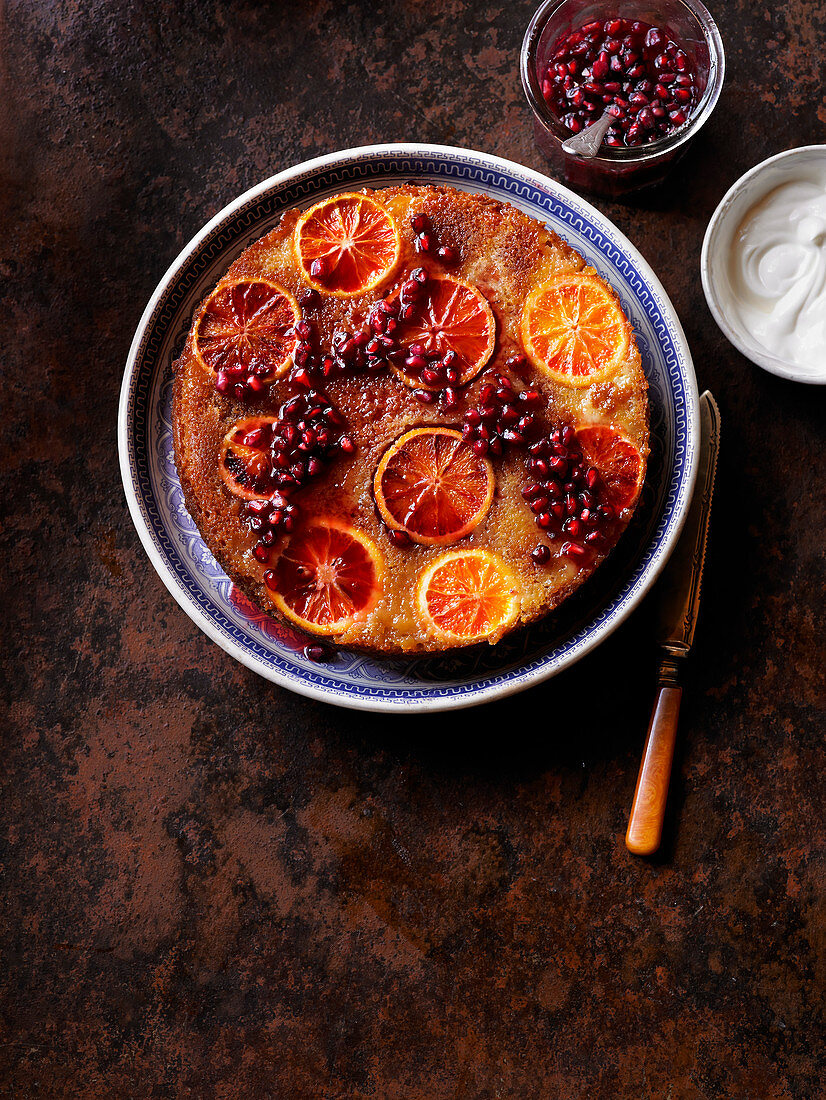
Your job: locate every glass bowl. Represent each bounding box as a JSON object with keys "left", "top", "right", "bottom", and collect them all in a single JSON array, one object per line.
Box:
[{"left": 521, "top": 0, "right": 725, "bottom": 197}]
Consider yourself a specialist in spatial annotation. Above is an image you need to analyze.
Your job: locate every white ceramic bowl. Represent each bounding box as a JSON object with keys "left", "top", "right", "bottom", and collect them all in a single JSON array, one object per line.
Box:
[
  {"left": 119, "top": 143, "right": 699, "bottom": 712},
  {"left": 701, "top": 145, "right": 826, "bottom": 384}
]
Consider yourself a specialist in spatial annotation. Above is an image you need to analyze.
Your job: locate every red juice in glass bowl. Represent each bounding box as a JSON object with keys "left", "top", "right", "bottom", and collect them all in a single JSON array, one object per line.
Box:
[{"left": 521, "top": 0, "right": 725, "bottom": 197}]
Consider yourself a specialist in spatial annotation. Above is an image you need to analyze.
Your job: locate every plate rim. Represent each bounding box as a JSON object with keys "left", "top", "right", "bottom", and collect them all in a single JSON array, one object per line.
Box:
[{"left": 118, "top": 142, "right": 699, "bottom": 712}]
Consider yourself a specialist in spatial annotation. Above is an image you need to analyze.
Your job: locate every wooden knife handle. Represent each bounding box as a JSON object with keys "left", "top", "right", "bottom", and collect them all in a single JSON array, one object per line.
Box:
[{"left": 626, "top": 656, "right": 683, "bottom": 856}]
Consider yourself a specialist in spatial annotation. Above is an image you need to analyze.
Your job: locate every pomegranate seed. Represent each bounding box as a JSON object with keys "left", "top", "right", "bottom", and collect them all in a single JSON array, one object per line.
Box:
[
  {"left": 309, "top": 258, "right": 327, "bottom": 279},
  {"left": 562, "top": 541, "right": 586, "bottom": 559},
  {"left": 531, "top": 544, "right": 551, "bottom": 565},
  {"left": 387, "top": 529, "right": 412, "bottom": 548},
  {"left": 416, "top": 232, "right": 434, "bottom": 253},
  {"left": 304, "top": 643, "right": 331, "bottom": 662},
  {"left": 242, "top": 428, "right": 265, "bottom": 448},
  {"left": 437, "top": 245, "right": 459, "bottom": 265},
  {"left": 299, "top": 287, "right": 320, "bottom": 310},
  {"left": 253, "top": 544, "right": 270, "bottom": 563},
  {"left": 410, "top": 212, "right": 430, "bottom": 233}
]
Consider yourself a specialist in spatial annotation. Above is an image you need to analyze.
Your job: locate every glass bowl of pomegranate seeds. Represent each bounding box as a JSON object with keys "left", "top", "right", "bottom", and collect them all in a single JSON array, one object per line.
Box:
[{"left": 521, "top": 0, "right": 725, "bottom": 196}]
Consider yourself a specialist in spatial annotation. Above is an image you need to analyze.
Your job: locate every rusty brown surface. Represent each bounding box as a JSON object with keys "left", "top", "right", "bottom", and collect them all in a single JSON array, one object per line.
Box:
[{"left": 1, "top": 1, "right": 824, "bottom": 1097}]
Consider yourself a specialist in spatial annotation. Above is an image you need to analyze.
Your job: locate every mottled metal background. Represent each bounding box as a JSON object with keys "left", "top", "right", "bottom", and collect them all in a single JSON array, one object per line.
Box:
[{"left": 1, "top": 1, "right": 824, "bottom": 1096}]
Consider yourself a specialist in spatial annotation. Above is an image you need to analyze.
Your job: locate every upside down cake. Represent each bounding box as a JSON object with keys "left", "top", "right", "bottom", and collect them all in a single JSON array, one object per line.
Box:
[{"left": 173, "top": 183, "right": 649, "bottom": 655}]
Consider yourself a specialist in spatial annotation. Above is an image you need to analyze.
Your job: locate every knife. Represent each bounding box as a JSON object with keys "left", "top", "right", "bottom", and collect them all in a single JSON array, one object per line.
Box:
[{"left": 626, "top": 390, "right": 721, "bottom": 857}]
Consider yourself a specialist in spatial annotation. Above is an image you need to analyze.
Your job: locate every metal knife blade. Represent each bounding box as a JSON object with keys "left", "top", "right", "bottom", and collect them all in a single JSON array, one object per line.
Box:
[{"left": 655, "top": 391, "right": 721, "bottom": 656}]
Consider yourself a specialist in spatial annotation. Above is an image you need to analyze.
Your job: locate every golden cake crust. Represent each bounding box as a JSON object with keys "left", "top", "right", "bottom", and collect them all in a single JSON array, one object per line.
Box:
[{"left": 173, "top": 183, "right": 649, "bottom": 655}]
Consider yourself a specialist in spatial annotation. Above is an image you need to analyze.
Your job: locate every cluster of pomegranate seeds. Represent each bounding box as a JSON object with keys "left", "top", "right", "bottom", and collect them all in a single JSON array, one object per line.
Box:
[
  {"left": 242, "top": 390, "right": 354, "bottom": 562},
  {"left": 522, "top": 426, "right": 615, "bottom": 560},
  {"left": 396, "top": 265, "right": 429, "bottom": 323},
  {"left": 410, "top": 212, "right": 459, "bottom": 266},
  {"left": 287, "top": 301, "right": 400, "bottom": 386},
  {"left": 460, "top": 367, "right": 542, "bottom": 457},
  {"left": 385, "top": 268, "right": 462, "bottom": 407},
  {"left": 271, "top": 390, "right": 353, "bottom": 485},
  {"left": 408, "top": 344, "right": 463, "bottom": 407},
  {"left": 541, "top": 18, "right": 697, "bottom": 147},
  {"left": 248, "top": 494, "right": 299, "bottom": 561},
  {"left": 214, "top": 363, "right": 270, "bottom": 402}
]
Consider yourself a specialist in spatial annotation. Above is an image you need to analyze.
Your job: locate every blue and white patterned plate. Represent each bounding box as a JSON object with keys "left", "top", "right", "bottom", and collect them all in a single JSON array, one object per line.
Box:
[{"left": 118, "top": 144, "right": 698, "bottom": 712}]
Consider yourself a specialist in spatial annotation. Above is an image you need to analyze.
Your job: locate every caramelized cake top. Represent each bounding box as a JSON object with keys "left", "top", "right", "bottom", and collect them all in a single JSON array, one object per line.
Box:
[{"left": 173, "top": 184, "right": 648, "bottom": 655}]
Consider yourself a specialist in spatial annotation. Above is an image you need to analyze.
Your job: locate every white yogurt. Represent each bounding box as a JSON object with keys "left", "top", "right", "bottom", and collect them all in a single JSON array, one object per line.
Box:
[{"left": 727, "top": 171, "right": 826, "bottom": 375}]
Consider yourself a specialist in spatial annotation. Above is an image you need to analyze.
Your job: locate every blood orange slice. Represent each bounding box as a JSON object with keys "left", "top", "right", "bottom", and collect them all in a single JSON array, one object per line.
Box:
[
  {"left": 269, "top": 519, "right": 384, "bottom": 635},
  {"left": 577, "top": 425, "right": 644, "bottom": 512},
  {"left": 520, "top": 272, "right": 629, "bottom": 387},
  {"left": 219, "top": 417, "right": 275, "bottom": 501},
  {"left": 374, "top": 428, "right": 495, "bottom": 546},
  {"left": 194, "top": 279, "right": 299, "bottom": 381},
  {"left": 415, "top": 549, "right": 519, "bottom": 643},
  {"left": 294, "top": 192, "right": 401, "bottom": 297},
  {"left": 392, "top": 276, "right": 496, "bottom": 390}
]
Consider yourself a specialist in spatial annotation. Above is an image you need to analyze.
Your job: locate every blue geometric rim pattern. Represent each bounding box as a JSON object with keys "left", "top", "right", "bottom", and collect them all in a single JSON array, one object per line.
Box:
[{"left": 119, "top": 145, "right": 698, "bottom": 712}]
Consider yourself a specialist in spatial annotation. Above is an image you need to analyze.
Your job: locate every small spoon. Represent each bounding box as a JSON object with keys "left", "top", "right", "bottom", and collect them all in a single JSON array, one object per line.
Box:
[{"left": 561, "top": 108, "right": 614, "bottom": 158}]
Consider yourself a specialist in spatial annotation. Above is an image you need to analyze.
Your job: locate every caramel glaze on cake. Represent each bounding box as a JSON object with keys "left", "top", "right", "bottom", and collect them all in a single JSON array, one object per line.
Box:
[{"left": 173, "top": 183, "right": 649, "bottom": 655}]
